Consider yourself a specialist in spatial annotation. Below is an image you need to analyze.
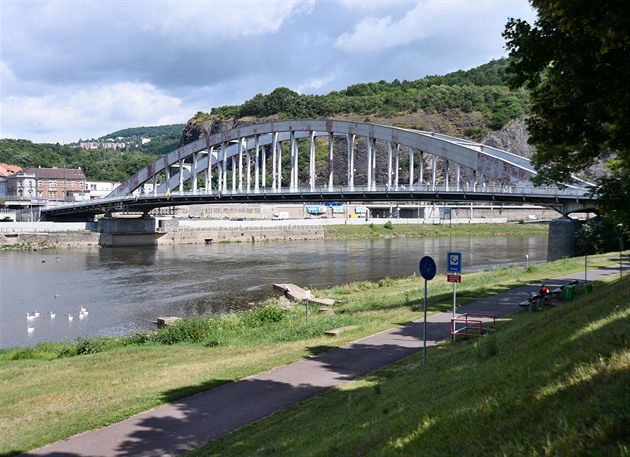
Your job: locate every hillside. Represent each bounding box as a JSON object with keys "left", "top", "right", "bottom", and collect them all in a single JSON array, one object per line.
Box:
[
  {"left": 98, "top": 124, "right": 186, "bottom": 156},
  {"left": 178, "top": 58, "right": 533, "bottom": 187},
  {"left": 183, "top": 58, "right": 529, "bottom": 144}
]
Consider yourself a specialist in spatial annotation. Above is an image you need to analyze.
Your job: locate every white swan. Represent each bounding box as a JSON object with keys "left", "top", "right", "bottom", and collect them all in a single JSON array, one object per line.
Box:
[
  {"left": 27, "top": 313, "right": 37, "bottom": 320},
  {"left": 68, "top": 314, "right": 74, "bottom": 321},
  {"left": 49, "top": 311, "right": 56, "bottom": 319},
  {"left": 27, "top": 326, "right": 34, "bottom": 333}
]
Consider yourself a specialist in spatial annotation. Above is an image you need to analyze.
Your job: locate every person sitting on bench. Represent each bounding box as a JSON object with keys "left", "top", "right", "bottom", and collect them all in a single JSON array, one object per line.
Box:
[{"left": 539, "top": 284, "right": 551, "bottom": 304}]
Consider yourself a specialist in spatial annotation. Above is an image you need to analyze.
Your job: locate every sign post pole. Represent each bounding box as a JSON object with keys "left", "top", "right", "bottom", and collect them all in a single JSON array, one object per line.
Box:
[
  {"left": 453, "top": 282, "right": 457, "bottom": 318},
  {"left": 423, "top": 278, "right": 428, "bottom": 365},
  {"left": 447, "top": 252, "right": 462, "bottom": 319},
  {"left": 419, "top": 256, "right": 436, "bottom": 366}
]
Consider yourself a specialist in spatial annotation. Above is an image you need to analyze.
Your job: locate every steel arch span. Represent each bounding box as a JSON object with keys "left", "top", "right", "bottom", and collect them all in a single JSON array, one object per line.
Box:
[
  {"left": 42, "top": 120, "right": 597, "bottom": 220},
  {"left": 108, "top": 119, "right": 586, "bottom": 200}
]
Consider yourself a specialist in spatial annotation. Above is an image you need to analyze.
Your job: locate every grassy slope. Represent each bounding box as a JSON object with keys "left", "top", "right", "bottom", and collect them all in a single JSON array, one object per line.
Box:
[
  {"left": 0, "top": 252, "right": 627, "bottom": 455},
  {"left": 191, "top": 266, "right": 630, "bottom": 456}
]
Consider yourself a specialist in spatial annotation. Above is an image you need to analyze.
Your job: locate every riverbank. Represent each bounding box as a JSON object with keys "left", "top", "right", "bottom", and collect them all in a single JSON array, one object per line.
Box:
[
  {"left": 0, "top": 253, "right": 623, "bottom": 455},
  {"left": 0, "top": 221, "right": 548, "bottom": 250}
]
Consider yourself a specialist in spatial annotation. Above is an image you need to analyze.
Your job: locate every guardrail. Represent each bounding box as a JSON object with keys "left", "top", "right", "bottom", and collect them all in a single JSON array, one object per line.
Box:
[{"left": 450, "top": 313, "right": 496, "bottom": 341}]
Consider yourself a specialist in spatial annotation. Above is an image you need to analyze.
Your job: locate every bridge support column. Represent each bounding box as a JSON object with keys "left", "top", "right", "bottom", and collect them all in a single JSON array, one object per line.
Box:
[
  {"left": 98, "top": 216, "right": 162, "bottom": 247},
  {"left": 547, "top": 216, "right": 581, "bottom": 261}
]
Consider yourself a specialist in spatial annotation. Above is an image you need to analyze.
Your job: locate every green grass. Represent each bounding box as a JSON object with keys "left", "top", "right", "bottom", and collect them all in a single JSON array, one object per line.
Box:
[
  {"left": 190, "top": 269, "right": 630, "bottom": 456},
  {"left": 0, "top": 252, "right": 625, "bottom": 455},
  {"left": 323, "top": 222, "right": 548, "bottom": 239}
]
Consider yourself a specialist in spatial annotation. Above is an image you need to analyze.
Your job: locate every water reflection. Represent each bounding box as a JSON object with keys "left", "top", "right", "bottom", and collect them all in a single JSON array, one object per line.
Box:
[{"left": 0, "top": 236, "right": 546, "bottom": 348}]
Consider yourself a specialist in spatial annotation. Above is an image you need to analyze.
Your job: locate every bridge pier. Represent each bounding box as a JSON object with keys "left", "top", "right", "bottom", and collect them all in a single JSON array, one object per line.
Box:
[
  {"left": 547, "top": 216, "right": 582, "bottom": 261},
  {"left": 98, "top": 216, "right": 163, "bottom": 247}
]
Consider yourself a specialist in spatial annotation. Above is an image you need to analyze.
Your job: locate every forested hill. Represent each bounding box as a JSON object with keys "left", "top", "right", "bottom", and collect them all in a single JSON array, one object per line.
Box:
[
  {"left": 1, "top": 58, "right": 532, "bottom": 182},
  {"left": 193, "top": 58, "right": 528, "bottom": 133}
]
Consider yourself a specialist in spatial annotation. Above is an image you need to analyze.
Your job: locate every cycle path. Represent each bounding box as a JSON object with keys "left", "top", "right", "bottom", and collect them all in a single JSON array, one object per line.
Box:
[{"left": 23, "top": 266, "right": 621, "bottom": 457}]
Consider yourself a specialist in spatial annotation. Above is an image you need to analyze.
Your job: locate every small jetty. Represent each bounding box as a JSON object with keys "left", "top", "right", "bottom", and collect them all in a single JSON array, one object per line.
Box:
[{"left": 272, "top": 284, "right": 335, "bottom": 306}]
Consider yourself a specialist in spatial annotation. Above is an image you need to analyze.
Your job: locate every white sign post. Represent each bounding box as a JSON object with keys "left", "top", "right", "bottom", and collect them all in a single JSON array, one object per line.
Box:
[{"left": 447, "top": 252, "right": 462, "bottom": 318}]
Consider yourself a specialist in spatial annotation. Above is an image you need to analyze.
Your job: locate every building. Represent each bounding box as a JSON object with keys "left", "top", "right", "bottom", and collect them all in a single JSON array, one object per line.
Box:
[
  {"left": 85, "top": 181, "right": 121, "bottom": 199},
  {"left": 0, "top": 163, "right": 23, "bottom": 198},
  {"left": 7, "top": 167, "right": 86, "bottom": 202},
  {"left": 79, "top": 141, "right": 126, "bottom": 150}
]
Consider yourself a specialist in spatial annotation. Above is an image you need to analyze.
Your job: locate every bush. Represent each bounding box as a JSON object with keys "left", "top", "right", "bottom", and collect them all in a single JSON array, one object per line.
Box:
[
  {"left": 150, "top": 318, "right": 211, "bottom": 345},
  {"left": 472, "top": 333, "right": 498, "bottom": 361},
  {"left": 384, "top": 221, "right": 394, "bottom": 230},
  {"left": 243, "top": 306, "right": 288, "bottom": 328},
  {"left": 74, "top": 338, "right": 114, "bottom": 355}
]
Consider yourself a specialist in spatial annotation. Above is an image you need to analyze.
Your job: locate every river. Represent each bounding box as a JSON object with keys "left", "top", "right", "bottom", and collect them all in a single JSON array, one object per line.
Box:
[{"left": 0, "top": 235, "right": 546, "bottom": 349}]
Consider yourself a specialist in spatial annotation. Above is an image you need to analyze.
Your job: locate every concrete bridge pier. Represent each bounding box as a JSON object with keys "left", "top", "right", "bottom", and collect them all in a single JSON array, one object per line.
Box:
[
  {"left": 98, "top": 216, "right": 164, "bottom": 247},
  {"left": 547, "top": 216, "right": 582, "bottom": 261}
]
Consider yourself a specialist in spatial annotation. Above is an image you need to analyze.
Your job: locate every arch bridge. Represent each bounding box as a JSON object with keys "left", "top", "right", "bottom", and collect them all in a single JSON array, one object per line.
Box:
[{"left": 42, "top": 120, "right": 595, "bottom": 220}]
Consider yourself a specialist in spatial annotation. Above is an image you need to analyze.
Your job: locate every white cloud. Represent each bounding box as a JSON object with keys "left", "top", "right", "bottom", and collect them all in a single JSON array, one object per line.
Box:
[
  {"left": 2, "top": 83, "right": 193, "bottom": 142},
  {"left": 0, "top": 0, "right": 536, "bottom": 143},
  {"left": 142, "top": 0, "right": 315, "bottom": 43},
  {"left": 296, "top": 73, "right": 337, "bottom": 93},
  {"left": 335, "top": 1, "right": 532, "bottom": 53}
]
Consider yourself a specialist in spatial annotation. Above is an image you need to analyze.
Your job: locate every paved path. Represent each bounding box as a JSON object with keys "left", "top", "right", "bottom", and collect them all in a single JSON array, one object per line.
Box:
[{"left": 23, "top": 266, "right": 622, "bottom": 457}]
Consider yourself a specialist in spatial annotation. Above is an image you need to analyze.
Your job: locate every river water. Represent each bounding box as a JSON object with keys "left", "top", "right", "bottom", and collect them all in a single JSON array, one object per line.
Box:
[{"left": 0, "top": 236, "right": 547, "bottom": 349}]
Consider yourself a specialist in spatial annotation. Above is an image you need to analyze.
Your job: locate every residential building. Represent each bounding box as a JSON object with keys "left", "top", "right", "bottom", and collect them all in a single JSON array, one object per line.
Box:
[
  {"left": 79, "top": 141, "right": 126, "bottom": 150},
  {"left": 0, "top": 163, "right": 22, "bottom": 198},
  {"left": 7, "top": 167, "right": 86, "bottom": 202},
  {"left": 85, "top": 181, "right": 121, "bottom": 199}
]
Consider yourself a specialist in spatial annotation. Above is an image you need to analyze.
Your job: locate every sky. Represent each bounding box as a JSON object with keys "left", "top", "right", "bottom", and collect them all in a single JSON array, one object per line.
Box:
[{"left": 1, "top": 0, "right": 536, "bottom": 144}]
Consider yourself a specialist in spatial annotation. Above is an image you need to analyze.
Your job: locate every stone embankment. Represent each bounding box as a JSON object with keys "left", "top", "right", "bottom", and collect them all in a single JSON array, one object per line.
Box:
[
  {"left": 0, "top": 231, "right": 101, "bottom": 249},
  {"left": 0, "top": 220, "right": 326, "bottom": 249}
]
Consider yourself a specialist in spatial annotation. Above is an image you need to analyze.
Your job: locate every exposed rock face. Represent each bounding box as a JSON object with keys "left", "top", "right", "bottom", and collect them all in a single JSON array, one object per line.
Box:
[
  {"left": 481, "top": 118, "right": 535, "bottom": 158},
  {"left": 178, "top": 117, "right": 276, "bottom": 148}
]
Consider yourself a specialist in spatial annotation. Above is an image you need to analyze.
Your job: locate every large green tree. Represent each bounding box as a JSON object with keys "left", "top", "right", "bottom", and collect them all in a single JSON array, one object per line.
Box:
[{"left": 503, "top": 0, "right": 630, "bottom": 197}]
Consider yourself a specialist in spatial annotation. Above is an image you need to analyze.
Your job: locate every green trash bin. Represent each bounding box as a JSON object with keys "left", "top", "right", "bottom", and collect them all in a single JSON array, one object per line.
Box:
[
  {"left": 584, "top": 283, "right": 593, "bottom": 294},
  {"left": 563, "top": 284, "right": 575, "bottom": 301}
]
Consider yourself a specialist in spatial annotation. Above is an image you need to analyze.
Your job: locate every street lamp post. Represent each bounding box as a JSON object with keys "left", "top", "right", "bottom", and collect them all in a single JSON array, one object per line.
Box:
[{"left": 28, "top": 188, "right": 33, "bottom": 222}]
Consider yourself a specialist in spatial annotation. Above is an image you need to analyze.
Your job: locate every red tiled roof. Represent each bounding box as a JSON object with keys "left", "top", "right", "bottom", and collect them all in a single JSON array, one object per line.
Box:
[
  {"left": 23, "top": 167, "right": 86, "bottom": 180},
  {"left": 0, "top": 163, "right": 22, "bottom": 177}
]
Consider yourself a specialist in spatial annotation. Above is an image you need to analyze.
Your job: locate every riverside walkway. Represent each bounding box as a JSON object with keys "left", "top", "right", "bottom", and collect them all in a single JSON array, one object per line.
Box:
[{"left": 23, "top": 266, "right": 621, "bottom": 457}]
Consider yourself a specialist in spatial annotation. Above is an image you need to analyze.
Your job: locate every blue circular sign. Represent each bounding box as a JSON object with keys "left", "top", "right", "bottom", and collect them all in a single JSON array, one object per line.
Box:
[{"left": 419, "top": 256, "right": 437, "bottom": 280}]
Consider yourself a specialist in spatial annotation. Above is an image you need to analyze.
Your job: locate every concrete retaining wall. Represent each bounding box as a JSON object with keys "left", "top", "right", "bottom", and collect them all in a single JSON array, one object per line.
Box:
[{"left": 0, "top": 232, "right": 100, "bottom": 249}]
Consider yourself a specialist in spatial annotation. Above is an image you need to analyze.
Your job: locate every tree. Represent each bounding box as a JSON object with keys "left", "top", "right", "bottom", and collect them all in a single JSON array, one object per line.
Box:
[{"left": 503, "top": 1, "right": 630, "bottom": 187}]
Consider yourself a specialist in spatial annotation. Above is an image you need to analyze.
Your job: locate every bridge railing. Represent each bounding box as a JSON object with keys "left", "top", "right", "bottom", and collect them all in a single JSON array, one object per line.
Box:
[
  {"left": 43, "top": 183, "right": 590, "bottom": 213},
  {"left": 157, "top": 183, "right": 588, "bottom": 198}
]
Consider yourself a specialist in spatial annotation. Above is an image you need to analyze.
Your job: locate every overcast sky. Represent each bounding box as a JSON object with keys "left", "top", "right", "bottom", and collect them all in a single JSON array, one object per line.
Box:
[{"left": 1, "top": 0, "right": 536, "bottom": 144}]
